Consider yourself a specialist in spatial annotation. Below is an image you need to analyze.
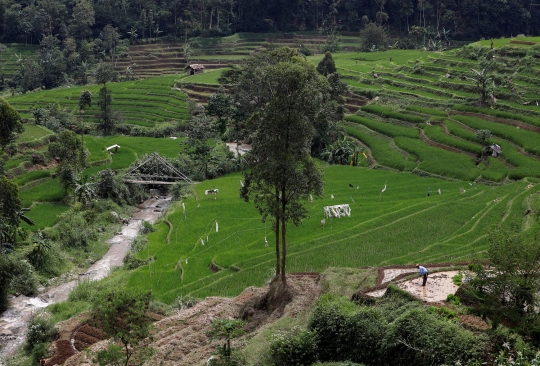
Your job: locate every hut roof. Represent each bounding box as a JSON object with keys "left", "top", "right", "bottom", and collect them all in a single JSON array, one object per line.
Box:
[
  {"left": 106, "top": 144, "right": 120, "bottom": 151},
  {"left": 189, "top": 64, "right": 205, "bottom": 70}
]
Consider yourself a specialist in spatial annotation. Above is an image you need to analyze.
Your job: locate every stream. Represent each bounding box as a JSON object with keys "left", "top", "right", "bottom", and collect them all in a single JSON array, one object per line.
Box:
[{"left": 0, "top": 196, "right": 171, "bottom": 359}]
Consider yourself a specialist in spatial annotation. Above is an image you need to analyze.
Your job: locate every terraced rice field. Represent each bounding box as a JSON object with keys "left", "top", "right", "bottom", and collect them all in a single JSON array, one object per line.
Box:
[
  {"left": 8, "top": 76, "right": 190, "bottom": 127},
  {"left": 125, "top": 167, "right": 540, "bottom": 302},
  {"left": 0, "top": 43, "right": 38, "bottom": 80},
  {"left": 322, "top": 40, "right": 540, "bottom": 182}
]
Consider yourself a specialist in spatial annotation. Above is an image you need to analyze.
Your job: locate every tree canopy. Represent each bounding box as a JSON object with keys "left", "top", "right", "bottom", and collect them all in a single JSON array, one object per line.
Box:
[
  {"left": 0, "top": 98, "right": 23, "bottom": 150},
  {"left": 0, "top": 176, "right": 22, "bottom": 248}
]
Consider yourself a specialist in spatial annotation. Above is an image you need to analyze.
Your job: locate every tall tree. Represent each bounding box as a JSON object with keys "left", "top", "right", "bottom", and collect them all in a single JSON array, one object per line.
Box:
[
  {"left": 316, "top": 51, "right": 337, "bottom": 76},
  {"left": 0, "top": 98, "right": 23, "bottom": 150},
  {"left": 69, "top": 0, "right": 95, "bottom": 41},
  {"left": 94, "top": 62, "right": 120, "bottom": 135},
  {"left": 239, "top": 48, "right": 325, "bottom": 287},
  {"left": 48, "top": 130, "right": 84, "bottom": 195},
  {"left": 467, "top": 226, "right": 540, "bottom": 329},
  {"left": 182, "top": 113, "right": 217, "bottom": 179},
  {"left": 206, "top": 86, "right": 233, "bottom": 134}
]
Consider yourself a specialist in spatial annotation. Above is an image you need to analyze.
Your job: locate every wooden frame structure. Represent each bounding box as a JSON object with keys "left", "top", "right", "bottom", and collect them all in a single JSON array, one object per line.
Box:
[{"left": 124, "top": 152, "right": 193, "bottom": 185}]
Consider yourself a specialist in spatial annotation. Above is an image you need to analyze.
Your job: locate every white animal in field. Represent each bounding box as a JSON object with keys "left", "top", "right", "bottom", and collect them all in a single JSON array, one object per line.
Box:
[{"left": 205, "top": 189, "right": 219, "bottom": 199}]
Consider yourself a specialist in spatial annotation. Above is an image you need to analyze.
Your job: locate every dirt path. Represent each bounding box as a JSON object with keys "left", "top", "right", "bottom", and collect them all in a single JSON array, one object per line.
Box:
[{"left": 0, "top": 196, "right": 171, "bottom": 359}]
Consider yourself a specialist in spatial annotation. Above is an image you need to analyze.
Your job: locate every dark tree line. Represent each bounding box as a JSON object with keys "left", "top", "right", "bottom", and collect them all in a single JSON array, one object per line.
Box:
[{"left": 0, "top": 0, "right": 539, "bottom": 45}]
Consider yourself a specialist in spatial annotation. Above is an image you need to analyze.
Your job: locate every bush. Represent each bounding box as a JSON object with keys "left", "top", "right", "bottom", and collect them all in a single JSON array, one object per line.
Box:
[
  {"left": 31, "top": 343, "right": 49, "bottom": 366},
  {"left": 25, "top": 314, "right": 56, "bottom": 352},
  {"left": 139, "top": 221, "right": 155, "bottom": 234},
  {"left": 299, "top": 45, "right": 313, "bottom": 56},
  {"left": 171, "top": 181, "right": 195, "bottom": 201},
  {"left": 381, "top": 308, "right": 486, "bottom": 365},
  {"left": 269, "top": 327, "right": 318, "bottom": 366},
  {"left": 130, "top": 236, "right": 148, "bottom": 253},
  {"left": 308, "top": 294, "right": 387, "bottom": 364},
  {"left": 31, "top": 153, "right": 45, "bottom": 165},
  {"left": 446, "top": 294, "right": 461, "bottom": 306},
  {"left": 56, "top": 209, "right": 96, "bottom": 248},
  {"left": 10, "top": 260, "right": 38, "bottom": 296},
  {"left": 123, "top": 252, "right": 147, "bottom": 270}
]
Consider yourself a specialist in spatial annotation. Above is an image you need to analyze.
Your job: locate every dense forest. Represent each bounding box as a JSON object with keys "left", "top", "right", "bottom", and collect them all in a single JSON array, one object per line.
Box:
[{"left": 0, "top": 0, "right": 539, "bottom": 44}]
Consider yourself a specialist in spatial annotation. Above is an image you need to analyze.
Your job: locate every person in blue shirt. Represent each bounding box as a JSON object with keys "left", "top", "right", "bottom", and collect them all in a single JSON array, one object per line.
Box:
[{"left": 416, "top": 264, "right": 428, "bottom": 286}]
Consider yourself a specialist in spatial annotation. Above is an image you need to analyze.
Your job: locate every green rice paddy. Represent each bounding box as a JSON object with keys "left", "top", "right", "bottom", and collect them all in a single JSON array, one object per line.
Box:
[
  {"left": 123, "top": 167, "right": 538, "bottom": 302},
  {"left": 5, "top": 35, "right": 540, "bottom": 305}
]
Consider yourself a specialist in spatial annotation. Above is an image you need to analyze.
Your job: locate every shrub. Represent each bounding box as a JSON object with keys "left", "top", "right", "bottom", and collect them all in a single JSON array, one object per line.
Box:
[
  {"left": 428, "top": 305, "right": 457, "bottom": 320},
  {"left": 299, "top": 45, "right": 313, "bottom": 56},
  {"left": 25, "top": 314, "right": 56, "bottom": 352},
  {"left": 130, "top": 236, "right": 148, "bottom": 253},
  {"left": 31, "top": 153, "right": 45, "bottom": 165},
  {"left": 30, "top": 343, "right": 49, "bottom": 366},
  {"left": 309, "top": 294, "right": 387, "bottom": 364},
  {"left": 139, "top": 221, "right": 155, "bottom": 234},
  {"left": 269, "top": 327, "right": 318, "bottom": 366},
  {"left": 10, "top": 260, "right": 38, "bottom": 296},
  {"left": 56, "top": 209, "right": 96, "bottom": 248},
  {"left": 381, "top": 308, "right": 486, "bottom": 366},
  {"left": 123, "top": 252, "right": 147, "bottom": 270},
  {"left": 446, "top": 294, "right": 461, "bottom": 306}
]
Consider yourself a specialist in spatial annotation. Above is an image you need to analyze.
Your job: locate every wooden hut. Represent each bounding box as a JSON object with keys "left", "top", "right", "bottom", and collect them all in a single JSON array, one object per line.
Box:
[{"left": 188, "top": 64, "right": 205, "bottom": 75}]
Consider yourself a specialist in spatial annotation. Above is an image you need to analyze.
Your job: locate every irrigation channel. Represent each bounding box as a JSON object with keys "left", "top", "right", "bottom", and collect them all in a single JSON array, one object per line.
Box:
[{"left": 0, "top": 196, "right": 171, "bottom": 360}]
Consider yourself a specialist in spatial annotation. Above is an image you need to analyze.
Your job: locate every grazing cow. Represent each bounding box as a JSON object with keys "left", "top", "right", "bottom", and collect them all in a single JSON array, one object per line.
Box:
[{"left": 205, "top": 189, "right": 219, "bottom": 199}]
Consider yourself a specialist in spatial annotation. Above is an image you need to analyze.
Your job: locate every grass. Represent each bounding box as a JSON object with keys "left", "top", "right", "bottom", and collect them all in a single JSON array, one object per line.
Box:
[
  {"left": 17, "top": 124, "right": 53, "bottom": 143},
  {"left": 178, "top": 69, "right": 225, "bottom": 84},
  {"left": 344, "top": 125, "right": 417, "bottom": 171},
  {"left": 395, "top": 136, "right": 480, "bottom": 181},
  {"left": 7, "top": 76, "right": 190, "bottom": 128},
  {"left": 345, "top": 115, "right": 419, "bottom": 139},
  {"left": 14, "top": 170, "right": 51, "bottom": 187},
  {"left": 361, "top": 105, "right": 426, "bottom": 124},
  {"left": 110, "top": 167, "right": 539, "bottom": 303},
  {"left": 422, "top": 124, "right": 482, "bottom": 155},
  {"left": 20, "top": 202, "right": 70, "bottom": 231},
  {"left": 405, "top": 106, "right": 448, "bottom": 118},
  {"left": 452, "top": 114, "right": 540, "bottom": 156},
  {"left": 452, "top": 105, "right": 540, "bottom": 128}
]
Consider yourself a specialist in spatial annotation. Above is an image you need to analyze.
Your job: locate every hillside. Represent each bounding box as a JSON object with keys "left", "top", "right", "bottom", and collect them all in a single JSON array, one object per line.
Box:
[{"left": 3, "top": 37, "right": 540, "bottom": 365}]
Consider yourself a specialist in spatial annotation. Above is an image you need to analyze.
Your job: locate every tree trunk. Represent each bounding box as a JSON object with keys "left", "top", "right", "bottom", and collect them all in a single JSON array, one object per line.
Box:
[
  {"left": 280, "top": 217, "right": 287, "bottom": 285},
  {"left": 274, "top": 204, "right": 281, "bottom": 278}
]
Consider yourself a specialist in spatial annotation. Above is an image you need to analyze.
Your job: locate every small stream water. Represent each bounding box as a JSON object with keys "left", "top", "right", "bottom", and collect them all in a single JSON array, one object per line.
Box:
[{"left": 0, "top": 196, "right": 171, "bottom": 359}]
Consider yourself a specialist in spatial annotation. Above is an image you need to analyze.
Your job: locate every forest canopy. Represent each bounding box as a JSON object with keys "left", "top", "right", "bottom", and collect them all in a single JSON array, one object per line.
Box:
[{"left": 0, "top": 0, "right": 538, "bottom": 43}]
